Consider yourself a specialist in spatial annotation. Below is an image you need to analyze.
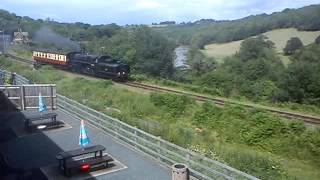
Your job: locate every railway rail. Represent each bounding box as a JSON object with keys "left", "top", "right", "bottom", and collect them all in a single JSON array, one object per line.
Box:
[
  {"left": 124, "top": 82, "right": 226, "bottom": 105},
  {"left": 124, "top": 82, "right": 320, "bottom": 126},
  {"left": 6, "top": 53, "right": 34, "bottom": 64},
  {"left": 5, "top": 53, "right": 320, "bottom": 126}
]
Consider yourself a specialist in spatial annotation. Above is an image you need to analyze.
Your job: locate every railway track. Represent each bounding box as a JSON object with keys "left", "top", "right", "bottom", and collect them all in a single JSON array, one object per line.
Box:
[
  {"left": 5, "top": 53, "right": 320, "bottom": 126},
  {"left": 124, "top": 82, "right": 320, "bottom": 126},
  {"left": 124, "top": 82, "right": 225, "bottom": 105},
  {"left": 6, "top": 53, "right": 34, "bottom": 64}
]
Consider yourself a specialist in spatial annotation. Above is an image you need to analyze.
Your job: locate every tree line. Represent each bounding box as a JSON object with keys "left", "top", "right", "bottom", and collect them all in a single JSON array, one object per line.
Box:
[
  {"left": 155, "top": 5, "right": 320, "bottom": 48},
  {"left": 0, "top": 9, "right": 175, "bottom": 77}
]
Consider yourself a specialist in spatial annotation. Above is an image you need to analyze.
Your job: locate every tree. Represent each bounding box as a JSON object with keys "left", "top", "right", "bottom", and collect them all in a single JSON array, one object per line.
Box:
[
  {"left": 281, "top": 44, "right": 320, "bottom": 104},
  {"left": 238, "top": 35, "right": 275, "bottom": 61},
  {"left": 196, "top": 36, "right": 284, "bottom": 100},
  {"left": 187, "top": 48, "right": 216, "bottom": 75},
  {"left": 283, "top": 37, "right": 303, "bottom": 55},
  {"left": 87, "top": 26, "right": 175, "bottom": 77},
  {"left": 132, "top": 26, "right": 175, "bottom": 77}
]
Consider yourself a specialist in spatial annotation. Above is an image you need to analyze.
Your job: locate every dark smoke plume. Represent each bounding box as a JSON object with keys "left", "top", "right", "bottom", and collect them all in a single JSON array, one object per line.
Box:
[{"left": 33, "top": 26, "right": 80, "bottom": 51}]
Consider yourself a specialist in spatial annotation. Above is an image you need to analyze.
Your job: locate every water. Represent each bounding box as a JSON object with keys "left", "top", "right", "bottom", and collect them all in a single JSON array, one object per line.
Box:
[{"left": 174, "top": 46, "right": 190, "bottom": 68}]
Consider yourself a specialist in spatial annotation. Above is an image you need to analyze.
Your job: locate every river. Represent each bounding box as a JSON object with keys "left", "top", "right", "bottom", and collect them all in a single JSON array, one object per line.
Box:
[{"left": 174, "top": 46, "right": 190, "bottom": 68}]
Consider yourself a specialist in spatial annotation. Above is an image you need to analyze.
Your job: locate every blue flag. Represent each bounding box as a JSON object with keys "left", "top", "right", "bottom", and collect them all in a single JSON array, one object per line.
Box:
[{"left": 38, "top": 92, "right": 46, "bottom": 112}]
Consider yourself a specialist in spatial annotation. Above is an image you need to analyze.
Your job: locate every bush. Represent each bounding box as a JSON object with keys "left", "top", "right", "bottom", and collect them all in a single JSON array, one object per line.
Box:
[
  {"left": 150, "top": 93, "right": 192, "bottom": 117},
  {"left": 251, "top": 80, "right": 279, "bottom": 102},
  {"left": 193, "top": 102, "right": 221, "bottom": 125},
  {"left": 217, "top": 146, "right": 287, "bottom": 179},
  {"left": 165, "top": 123, "right": 194, "bottom": 147},
  {"left": 130, "top": 74, "right": 148, "bottom": 82},
  {"left": 288, "top": 121, "right": 306, "bottom": 134}
]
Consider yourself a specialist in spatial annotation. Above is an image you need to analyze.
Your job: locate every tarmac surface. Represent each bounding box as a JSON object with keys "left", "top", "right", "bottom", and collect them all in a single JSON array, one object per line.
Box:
[{"left": 0, "top": 110, "right": 170, "bottom": 180}]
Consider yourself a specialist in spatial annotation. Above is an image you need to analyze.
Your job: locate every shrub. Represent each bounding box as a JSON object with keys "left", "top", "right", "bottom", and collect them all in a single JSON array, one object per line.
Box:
[
  {"left": 288, "top": 121, "right": 306, "bottom": 134},
  {"left": 130, "top": 74, "right": 148, "bottom": 81},
  {"left": 150, "top": 93, "right": 192, "bottom": 117},
  {"left": 218, "top": 146, "right": 287, "bottom": 179},
  {"left": 193, "top": 102, "right": 220, "bottom": 125},
  {"left": 164, "top": 123, "right": 194, "bottom": 147}
]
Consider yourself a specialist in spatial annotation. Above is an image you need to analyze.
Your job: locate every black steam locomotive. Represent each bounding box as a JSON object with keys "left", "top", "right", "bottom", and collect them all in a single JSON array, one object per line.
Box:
[{"left": 32, "top": 51, "right": 130, "bottom": 81}]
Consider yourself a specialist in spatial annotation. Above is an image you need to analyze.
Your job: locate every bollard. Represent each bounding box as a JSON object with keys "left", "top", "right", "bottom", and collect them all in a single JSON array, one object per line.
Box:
[{"left": 171, "top": 163, "right": 189, "bottom": 180}]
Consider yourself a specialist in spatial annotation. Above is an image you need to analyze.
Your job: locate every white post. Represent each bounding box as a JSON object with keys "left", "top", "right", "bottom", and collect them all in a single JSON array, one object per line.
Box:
[
  {"left": 157, "top": 136, "right": 161, "bottom": 161},
  {"left": 185, "top": 152, "right": 190, "bottom": 168},
  {"left": 134, "top": 127, "right": 138, "bottom": 149}
]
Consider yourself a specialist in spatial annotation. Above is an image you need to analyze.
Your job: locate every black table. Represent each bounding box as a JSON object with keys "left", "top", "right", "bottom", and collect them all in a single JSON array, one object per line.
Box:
[
  {"left": 24, "top": 112, "right": 58, "bottom": 131},
  {"left": 56, "top": 145, "right": 113, "bottom": 176}
]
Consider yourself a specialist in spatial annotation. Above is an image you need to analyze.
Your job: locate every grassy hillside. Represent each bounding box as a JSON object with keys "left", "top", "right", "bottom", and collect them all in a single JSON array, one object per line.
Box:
[
  {"left": 202, "top": 28, "right": 320, "bottom": 61},
  {"left": 156, "top": 5, "right": 320, "bottom": 48}
]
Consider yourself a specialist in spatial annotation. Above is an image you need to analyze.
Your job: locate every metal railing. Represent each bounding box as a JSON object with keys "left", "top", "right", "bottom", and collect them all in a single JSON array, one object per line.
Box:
[{"left": 2, "top": 69, "right": 258, "bottom": 180}]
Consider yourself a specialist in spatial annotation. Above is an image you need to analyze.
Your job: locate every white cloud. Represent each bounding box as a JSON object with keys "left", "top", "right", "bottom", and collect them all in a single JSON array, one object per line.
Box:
[
  {"left": 1, "top": 0, "right": 320, "bottom": 24},
  {"left": 135, "top": 0, "right": 165, "bottom": 9}
]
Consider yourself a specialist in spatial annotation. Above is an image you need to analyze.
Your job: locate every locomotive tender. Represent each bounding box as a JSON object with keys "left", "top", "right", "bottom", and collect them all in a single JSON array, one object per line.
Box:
[{"left": 32, "top": 51, "right": 130, "bottom": 81}]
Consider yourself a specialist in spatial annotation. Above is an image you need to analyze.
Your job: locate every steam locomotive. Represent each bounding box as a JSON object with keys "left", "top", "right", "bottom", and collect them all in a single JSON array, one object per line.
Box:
[{"left": 32, "top": 51, "right": 130, "bottom": 81}]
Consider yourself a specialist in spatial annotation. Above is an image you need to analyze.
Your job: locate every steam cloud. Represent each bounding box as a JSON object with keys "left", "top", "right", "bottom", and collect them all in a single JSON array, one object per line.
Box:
[{"left": 33, "top": 26, "right": 80, "bottom": 51}]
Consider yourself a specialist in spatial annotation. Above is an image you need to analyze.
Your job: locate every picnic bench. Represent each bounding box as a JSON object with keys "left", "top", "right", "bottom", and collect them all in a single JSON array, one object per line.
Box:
[
  {"left": 56, "top": 145, "right": 114, "bottom": 176},
  {"left": 24, "top": 112, "right": 61, "bottom": 131}
]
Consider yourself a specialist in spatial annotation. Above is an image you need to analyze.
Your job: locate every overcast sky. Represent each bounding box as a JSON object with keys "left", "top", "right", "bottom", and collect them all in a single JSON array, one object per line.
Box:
[{"left": 1, "top": 0, "right": 319, "bottom": 25}]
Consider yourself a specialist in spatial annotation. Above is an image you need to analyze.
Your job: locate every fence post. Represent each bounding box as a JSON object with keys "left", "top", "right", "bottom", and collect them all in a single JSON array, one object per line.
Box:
[
  {"left": 11, "top": 72, "right": 16, "bottom": 85},
  {"left": 134, "top": 127, "right": 138, "bottom": 149},
  {"left": 20, "top": 85, "right": 25, "bottom": 110},
  {"left": 115, "top": 122, "right": 120, "bottom": 139},
  {"left": 50, "top": 85, "right": 54, "bottom": 110},
  {"left": 157, "top": 136, "right": 161, "bottom": 161},
  {"left": 186, "top": 152, "right": 191, "bottom": 169}
]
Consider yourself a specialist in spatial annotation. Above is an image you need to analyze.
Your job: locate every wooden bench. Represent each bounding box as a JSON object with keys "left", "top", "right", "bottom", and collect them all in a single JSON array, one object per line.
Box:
[
  {"left": 56, "top": 145, "right": 114, "bottom": 176},
  {"left": 24, "top": 112, "right": 60, "bottom": 131}
]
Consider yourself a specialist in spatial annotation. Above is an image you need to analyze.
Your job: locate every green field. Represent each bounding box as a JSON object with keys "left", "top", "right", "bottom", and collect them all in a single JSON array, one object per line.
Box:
[{"left": 202, "top": 28, "right": 320, "bottom": 61}]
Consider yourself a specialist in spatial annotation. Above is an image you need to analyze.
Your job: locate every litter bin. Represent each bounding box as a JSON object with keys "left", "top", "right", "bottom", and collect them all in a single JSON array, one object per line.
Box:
[{"left": 171, "top": 163, "right": 189, "bottom": 180}]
